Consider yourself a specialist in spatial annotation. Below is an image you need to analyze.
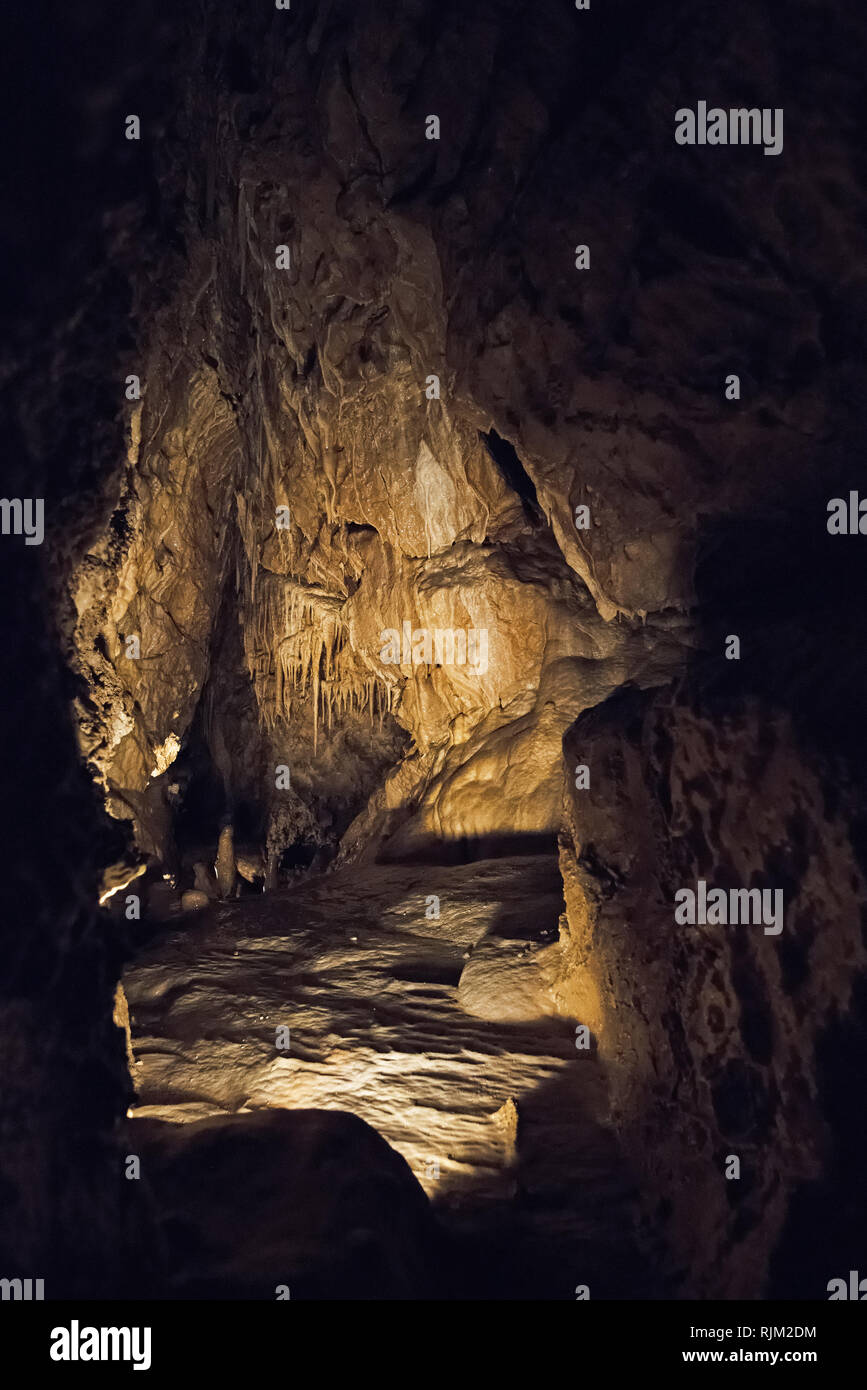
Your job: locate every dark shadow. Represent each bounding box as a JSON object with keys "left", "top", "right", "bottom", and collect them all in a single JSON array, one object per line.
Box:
[
  {"left": 378, "top": 830, "right": 559, "bottom": 865},
  {"left": 389, "top": 958, "right": 464, "bottom": 986},
  {"left": 767, "top": 971, "right": 867, "bottom": 1298},
  {"left": 480, "top": 429, "right": 546, "bottom": 527},
  {"left": 129, "top": 1109, "right": 452, "bottom": 1300},
  {"left": 692, "top": 486, "right": 867, "bottom": 770},
  {"left": 621, "top": 476, "right": 867, "bottom": 1299},
  {"left": 430, "top": 1066, "right": 668, "bottom": 1300}
]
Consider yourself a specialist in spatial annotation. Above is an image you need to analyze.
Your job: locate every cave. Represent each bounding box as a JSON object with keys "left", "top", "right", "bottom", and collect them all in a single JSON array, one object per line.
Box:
[{"left": 2, "top": 0, "right": 867, "bottom": 1321}]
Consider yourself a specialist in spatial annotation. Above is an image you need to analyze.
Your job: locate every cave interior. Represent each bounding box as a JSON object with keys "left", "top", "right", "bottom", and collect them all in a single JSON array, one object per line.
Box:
[{"left": 2, "top": 0, "right": 867, "bottom": 1303}]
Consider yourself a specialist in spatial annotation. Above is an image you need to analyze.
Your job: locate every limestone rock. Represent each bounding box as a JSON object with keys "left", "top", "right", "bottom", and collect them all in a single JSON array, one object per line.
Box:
[
  {"left": 193, "top": 861, "right": 218, "bottom": 898},
  {"left": 235, "top": 849, "right": 265, "bottom": 885},
  {"left": 214, "top": 825, "right": 236, "bottom": 901},
  {"left": 458, "top": 939, "right": 563, "bottom": 1022},
  {"left": 558, "top": 682, "right": 867, "bottom": 1297}
]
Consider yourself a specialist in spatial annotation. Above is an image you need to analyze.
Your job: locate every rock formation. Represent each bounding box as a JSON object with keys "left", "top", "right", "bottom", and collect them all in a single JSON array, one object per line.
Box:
[{"left": 2, "top": 0, "right": 867, "bottom": 1300}]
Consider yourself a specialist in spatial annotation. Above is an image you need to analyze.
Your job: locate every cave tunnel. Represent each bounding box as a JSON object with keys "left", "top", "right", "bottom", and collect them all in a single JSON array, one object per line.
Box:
[{"left": 2, "top": 0, "right": 867, "bottom": 1342}]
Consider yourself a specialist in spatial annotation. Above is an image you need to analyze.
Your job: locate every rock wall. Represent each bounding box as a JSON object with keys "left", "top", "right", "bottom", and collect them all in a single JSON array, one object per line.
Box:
[
  {"left": 71, "top": 367, "right": 241, "bottom": 852},
  {"left": 558, "top": 681, "right": 867, "bottom": 1297},
  {"left": 5, "top": 0, "right": 867, "bottom": 1300},
  {"left": 61, "top": 0, "right": 867, "bottom": 869},
  {"left": 0, "top": 426, "right": 149, "bottom": 1297}
]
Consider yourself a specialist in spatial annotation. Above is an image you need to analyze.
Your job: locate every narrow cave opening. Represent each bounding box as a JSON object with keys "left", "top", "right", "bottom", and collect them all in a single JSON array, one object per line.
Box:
[
  {"left": 480, "top": 428, "right": 545, "bottom": 526},
  {"left": 168, "top": 717, "right": 268, "bottom": 898},
  {"left": 170, "top": 724, "right": 228, "bottom": 856}
]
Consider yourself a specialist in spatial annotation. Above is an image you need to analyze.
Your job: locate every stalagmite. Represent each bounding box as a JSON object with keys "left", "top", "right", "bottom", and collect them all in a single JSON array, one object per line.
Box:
[
  {"left": 215, "top": 823, "right": 237, "bottom": 900},
  {"left": 181, "top": 890, "right": 210, "bottom": 913}
]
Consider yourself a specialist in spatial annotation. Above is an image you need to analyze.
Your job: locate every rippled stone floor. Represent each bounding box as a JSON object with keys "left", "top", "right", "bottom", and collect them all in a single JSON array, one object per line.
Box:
[{"left": 124, "top": 856, "right": 659, "bottom": 1298}]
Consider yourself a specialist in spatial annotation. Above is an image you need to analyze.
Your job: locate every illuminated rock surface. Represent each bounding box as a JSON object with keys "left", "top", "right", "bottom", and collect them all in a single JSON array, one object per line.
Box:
[
  {"left": 125, "top": 857, "right": 657, "bottom": 1297},
  {"left": 3, "top": 0, "right": 867, "bottom": 1302}
]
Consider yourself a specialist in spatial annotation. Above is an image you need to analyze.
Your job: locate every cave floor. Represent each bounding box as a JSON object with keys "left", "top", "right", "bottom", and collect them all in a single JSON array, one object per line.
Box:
[{"left": 124, "top": 854, "right": 659, "bottom": 1298}]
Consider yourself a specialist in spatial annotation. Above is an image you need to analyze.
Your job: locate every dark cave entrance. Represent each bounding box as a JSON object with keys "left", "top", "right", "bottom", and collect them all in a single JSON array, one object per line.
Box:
[{"left": 480, "top": 429, "right": 545, "bottom": 526}]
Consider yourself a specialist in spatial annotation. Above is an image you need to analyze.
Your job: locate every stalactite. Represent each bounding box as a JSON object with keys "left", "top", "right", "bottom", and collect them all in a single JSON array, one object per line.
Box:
[
  {"left": 234, "top": 460, "right": 395, "bottom": 738},
  {"left": 247, "top": 590, "right": 362, "bottom": 732}
]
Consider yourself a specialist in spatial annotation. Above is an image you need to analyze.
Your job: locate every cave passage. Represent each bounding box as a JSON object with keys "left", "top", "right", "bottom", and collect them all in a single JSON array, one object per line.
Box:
[
  {"left": 124, "top": 855, "right": 655, "bottom": 1299},
  {"left": 3, "top": 0, "right": 867, "bottom": 1318}
]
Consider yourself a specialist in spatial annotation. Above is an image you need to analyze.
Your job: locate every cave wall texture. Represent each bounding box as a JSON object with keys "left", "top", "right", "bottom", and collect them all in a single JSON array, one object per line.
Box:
[{"left": 2, "top": 0, "right": 867, "bottom": 1297}]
